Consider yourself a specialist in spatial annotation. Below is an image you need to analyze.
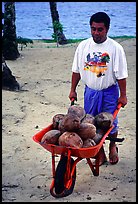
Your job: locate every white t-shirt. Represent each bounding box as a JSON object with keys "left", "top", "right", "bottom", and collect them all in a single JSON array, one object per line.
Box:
[{"left": 72, "top": 37, "right": 128, "bottom": 90}]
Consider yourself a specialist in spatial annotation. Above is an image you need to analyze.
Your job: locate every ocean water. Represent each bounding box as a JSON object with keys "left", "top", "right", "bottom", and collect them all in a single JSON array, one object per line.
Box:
[{"left": 2, "top": 2, "right": 136, "bottom": 39}]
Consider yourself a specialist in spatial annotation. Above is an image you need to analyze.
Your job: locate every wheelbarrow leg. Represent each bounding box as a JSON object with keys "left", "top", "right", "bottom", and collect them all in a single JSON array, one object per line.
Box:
[
  {"left": 51, "top": 153, "right": 56, "bottom": 177},
  {"left": 86, "top": 156, "right": 99, "bottom": 176}
]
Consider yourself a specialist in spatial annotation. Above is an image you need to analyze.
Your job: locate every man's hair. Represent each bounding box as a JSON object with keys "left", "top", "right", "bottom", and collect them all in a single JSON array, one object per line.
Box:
[{"left": 89, "top": 12, "right": 110, "bottom": 30}]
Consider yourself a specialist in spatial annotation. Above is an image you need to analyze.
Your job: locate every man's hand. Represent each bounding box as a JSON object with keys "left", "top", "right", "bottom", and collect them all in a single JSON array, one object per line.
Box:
[
  {"left": 69, "top": 72, "right": 81, "bottom": 102},
  {"left": 69, "top": 91, "right": 77, "bottom": 102},
  {"left": 118, "top": 95, "right": 127, "bottom": 107}
]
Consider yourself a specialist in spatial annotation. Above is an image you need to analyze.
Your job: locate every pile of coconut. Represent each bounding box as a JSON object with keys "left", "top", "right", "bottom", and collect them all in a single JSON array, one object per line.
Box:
[{"left": 41, "top": 105, "right": 114, "bottom": 148}]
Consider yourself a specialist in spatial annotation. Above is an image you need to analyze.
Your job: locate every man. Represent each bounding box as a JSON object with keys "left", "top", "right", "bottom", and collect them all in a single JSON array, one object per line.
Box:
[{"left": 69, "top": 12, "right": 128, "bottom": 165}]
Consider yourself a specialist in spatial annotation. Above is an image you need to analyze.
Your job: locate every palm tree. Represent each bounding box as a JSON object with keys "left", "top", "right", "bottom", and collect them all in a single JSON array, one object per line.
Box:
[
  {"left": 2, "top": 2, "right": 20, "bottom": 60},
  {"left": 49, "top": 2, "right": 67, "bottom": 45}
]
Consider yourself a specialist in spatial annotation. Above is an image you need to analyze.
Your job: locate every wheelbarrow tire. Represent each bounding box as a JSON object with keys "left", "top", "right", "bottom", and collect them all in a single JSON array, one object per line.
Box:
[{"left": 54, "top": 155, "right": 76, "bottom": 196}]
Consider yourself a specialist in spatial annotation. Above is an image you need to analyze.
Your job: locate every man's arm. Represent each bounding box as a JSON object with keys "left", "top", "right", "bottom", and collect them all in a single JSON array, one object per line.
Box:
[
  {"left": 69, "top": 72, "right": 81, "bottom": 101},
  {"left": 117, "top": 78, "right": 127, "bottom": 107}
]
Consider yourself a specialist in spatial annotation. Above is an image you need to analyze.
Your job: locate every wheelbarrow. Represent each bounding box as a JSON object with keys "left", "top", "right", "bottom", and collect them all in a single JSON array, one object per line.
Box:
[{"left": 32, "top": 103, "right": 123, "bottom": 198}]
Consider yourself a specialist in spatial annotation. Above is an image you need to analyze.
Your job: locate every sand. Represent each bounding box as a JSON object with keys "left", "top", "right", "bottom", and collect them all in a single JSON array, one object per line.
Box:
[{"left": 2, "top": 37, "right": 136, "bottom": 202}]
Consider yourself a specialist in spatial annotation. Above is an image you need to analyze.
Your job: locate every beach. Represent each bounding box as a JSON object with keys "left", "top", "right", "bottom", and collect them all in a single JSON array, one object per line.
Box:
[{"left": 2, "top": 37, "right": 136, "bottom": 202}]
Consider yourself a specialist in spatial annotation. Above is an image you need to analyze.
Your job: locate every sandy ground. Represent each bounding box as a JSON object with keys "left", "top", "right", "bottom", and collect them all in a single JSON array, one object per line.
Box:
[{"left": 2, "top": 37, "right": 136, "bottom": 202}]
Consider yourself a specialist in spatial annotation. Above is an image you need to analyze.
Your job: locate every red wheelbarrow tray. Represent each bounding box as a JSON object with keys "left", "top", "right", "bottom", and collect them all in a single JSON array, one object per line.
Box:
[{"left": 32, "top": 103, "right": 122, "bottom": 158}]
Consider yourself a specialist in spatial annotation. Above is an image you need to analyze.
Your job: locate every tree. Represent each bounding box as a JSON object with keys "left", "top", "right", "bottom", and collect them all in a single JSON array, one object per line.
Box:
[
  {"left": 2, "top": 56, "right": 20, "bottom": 91},
  {"left": 2, "top": 2, "right": 20, "bottom": 60},
  {"left": 49, "top": 2, "right": 67, "bottom": 45}
]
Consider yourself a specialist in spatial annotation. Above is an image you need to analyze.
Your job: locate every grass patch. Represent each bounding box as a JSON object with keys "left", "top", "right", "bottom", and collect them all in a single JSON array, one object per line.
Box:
[
  {"left": 40, "top": 38, "right": 86, "bottom": 44},
  {"left": 38, "top": 36, "right": 135, "bottom": 44},
  {"left": 110, "top": 35, "right": 135, "bottom": 39}
]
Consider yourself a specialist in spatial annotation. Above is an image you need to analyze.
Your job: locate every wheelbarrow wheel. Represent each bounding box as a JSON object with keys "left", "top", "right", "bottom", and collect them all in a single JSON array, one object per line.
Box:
[{"left": 54, "top": 155, "right": 76, "bottom": 196}]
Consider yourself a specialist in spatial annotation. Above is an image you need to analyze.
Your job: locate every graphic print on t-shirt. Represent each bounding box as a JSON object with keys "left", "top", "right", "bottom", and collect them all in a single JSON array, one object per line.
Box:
[{"left": 84, "top": 52, "right": 110, "bottom": 77}]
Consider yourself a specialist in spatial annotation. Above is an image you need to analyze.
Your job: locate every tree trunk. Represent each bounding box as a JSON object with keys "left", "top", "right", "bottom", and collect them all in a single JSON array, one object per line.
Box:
[
  {"left": 2, "top": 56, "right": 20, "bottom": 91},
  {"left": 2, "top": 2, "right": 20, "bottom": 60},
  {"left": 49, "top": 2, "right": 67, "bottom": 45}
]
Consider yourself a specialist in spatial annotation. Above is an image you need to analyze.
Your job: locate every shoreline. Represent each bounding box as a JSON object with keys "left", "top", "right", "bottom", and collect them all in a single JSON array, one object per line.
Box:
[{"left": 17, "top": 35, "right": 136, "bottom": 42}]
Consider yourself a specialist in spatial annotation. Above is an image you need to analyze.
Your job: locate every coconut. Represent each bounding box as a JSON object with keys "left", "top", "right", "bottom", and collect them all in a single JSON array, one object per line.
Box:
[
  {"left": 77, "top": 122, "right": 96, "bottom": 140},
  {"left": 58, "top": 113, "right": 81, "bottom": 133},
  {"left": 94, "top": 112, "right": 114, "bottom": 131},
  {"left": 41, "top": 129, "right": 61, "bottom": 145},
  {"left": 92, "top": 129, "right": 104, "bottom": 144},
  {"left": 67, "top": 105, "right": 86, "bottom": 120},
  {"left": 52, "top": 113, "right": 65, "bottom": 129},
  {"left": 82, "top": 138, "right": 96, "bottom": 148},
  {"left": 58, "top": 131, "right": 83, "bottom": 148},
  {"left": 81, "top": 113, "right": 95, "bottom": 124}
]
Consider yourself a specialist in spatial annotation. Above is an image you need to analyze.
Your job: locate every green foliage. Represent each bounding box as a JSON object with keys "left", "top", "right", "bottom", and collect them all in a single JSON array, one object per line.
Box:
[
  {"left": 41, "top": 38, "right": 85, "bottom": 44},
  {"left": 52, "top": 21, "right": 63, "bottom": 42},
  {"left": 17, "top": 36, "right": 33, "bottom": 50}
]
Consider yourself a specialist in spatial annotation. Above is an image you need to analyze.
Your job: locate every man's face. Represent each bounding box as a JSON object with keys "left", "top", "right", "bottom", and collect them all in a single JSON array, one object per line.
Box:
[{"left": 90, "top": 22, "right": 108, "bottom": 44}]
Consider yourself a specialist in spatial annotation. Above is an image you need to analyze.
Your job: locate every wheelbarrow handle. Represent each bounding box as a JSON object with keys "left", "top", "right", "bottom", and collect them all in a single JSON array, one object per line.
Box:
[
  {"left": 70, "top": 98, "right": 75, "bottom": 106},
  {"left": 105, "top": 103, "right": 124, "bottom": 143},
  {"left": 106, "top": 136, "right": 124, "bottom": 142},
  {"left": 113, "top": 103, "right": 122, "bottom": 119}
]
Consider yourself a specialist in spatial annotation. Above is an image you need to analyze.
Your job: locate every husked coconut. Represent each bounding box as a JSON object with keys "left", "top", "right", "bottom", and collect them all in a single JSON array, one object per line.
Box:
[
  {"left": 77, "top": 122, "right": 96, "bottom": 140},
  {"left": 59, "top": 113, "right": 81, "bottom": 133},
  {"left": 67, "top": 105, "right": 86, "bottom": 120},
  {"left": 58, "top": 119, "right": 66, "bottom": 134},
  {"left": 82, "top": 138, "right": 96, "bottom": 148},
  {"left": 93, "top": 129, "right": 104, "bottom": 144},
  {"left": 81, "top": 114, "right": 95, "bottom": 124},
  {"left": 58, "top": 131, "right": 83, "bottom": 148},
  {"left": 52, "top": 113, "right": 65, "bottom": 129},
  {"left": 94, "top": 112, "right": 114, "bottom": 131},
  {"left": 93, "top": 130, "right": 104, "bottom": 144},
  {"left": 41, "top": 129, "right": 61, "bottom": 145}
]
